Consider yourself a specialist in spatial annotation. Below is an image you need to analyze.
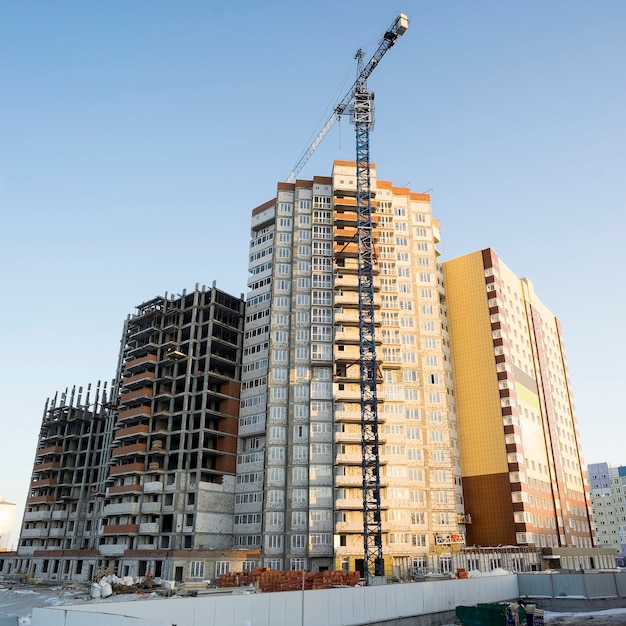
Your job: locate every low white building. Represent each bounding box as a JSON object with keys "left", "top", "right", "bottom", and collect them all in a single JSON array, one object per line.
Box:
[{"left": 0, "top": 493, "right": 17, "bottom": 551}]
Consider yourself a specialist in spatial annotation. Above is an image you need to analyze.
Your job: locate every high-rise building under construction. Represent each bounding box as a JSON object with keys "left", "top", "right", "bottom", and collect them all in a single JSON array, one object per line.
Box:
[{"left": 235, "top": 161, "right": 467, "bottom": 578}]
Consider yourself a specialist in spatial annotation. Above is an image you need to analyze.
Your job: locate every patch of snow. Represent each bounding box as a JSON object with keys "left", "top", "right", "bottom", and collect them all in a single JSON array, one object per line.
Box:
[{"left": 467, "top": 567, "right": 513, "bottom": 577}]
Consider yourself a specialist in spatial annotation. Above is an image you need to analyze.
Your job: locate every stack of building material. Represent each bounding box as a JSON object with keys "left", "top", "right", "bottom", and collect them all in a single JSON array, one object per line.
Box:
[{"left": 217, "top": 569, "right": 360, "bottom": 592}]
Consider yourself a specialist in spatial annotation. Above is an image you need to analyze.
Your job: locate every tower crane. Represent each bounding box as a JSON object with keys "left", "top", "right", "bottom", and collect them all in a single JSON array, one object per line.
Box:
[{"left": 286, "top": 13, "right": 409, "bottom": 583}]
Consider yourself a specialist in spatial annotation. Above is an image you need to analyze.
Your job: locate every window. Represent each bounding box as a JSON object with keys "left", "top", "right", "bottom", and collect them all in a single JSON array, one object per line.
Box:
[
  {"left": 407, "top": 448, "right": 423, "bottom": 461},
  {"left": 429, "top": 429, "right": 445, "bottom": 443},
  {"left": 431, "top": 450, "right": 446, "bottom": 463},
  {"left": 190, "top": 561, "right": 205, "bottom": 578},
  {"left": 292, "top": 511, "right": 307, "bottom": 526},
  {"left": 267, "top": 535, "right": 283, "bottom": 549},
  {"left": 269, "top": 447, "right": 285, "bottom": 461}
]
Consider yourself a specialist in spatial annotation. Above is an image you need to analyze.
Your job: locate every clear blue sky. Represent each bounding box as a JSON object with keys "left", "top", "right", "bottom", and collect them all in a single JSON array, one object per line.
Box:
[{"left": 1, "top": 1, "right": 625, "bottom": 547}]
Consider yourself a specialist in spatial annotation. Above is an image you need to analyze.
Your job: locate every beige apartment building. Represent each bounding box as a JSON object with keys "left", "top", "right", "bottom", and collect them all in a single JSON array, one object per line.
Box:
[{"left": 235, "top": 160, "right": 467, "bottom": 579}]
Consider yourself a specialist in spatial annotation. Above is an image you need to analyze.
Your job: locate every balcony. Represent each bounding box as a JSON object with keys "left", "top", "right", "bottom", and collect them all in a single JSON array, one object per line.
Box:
[
  {"left": 108, "top": 484, "right": 143, "bottom": 495},
  {"left": 334, "top": 241, "right": 359, "bottom": 258},
  {"left": 335, "top": 475, "right": 364, "bottom": 489},
  {"left": 110, "top": 463, "right": 145, "bottom": 476},
  {"left": 100, "top": 543, "right": 128, "bottom": 556},
  {"left": 143, "top": 481, "right": 163, "bottom": 494},
  {"left": 33, "top": 461, "right": 60, "bottom": 473},
  {"left": 115, "top": 424, "right": 150, "bottom": 440},
  {"left": 335, "top": 452, "right": 363, "bottom": 465},
  {"left": 139, "top": 523, "right": 160, "bottom": 534},
  {"left": 122, "top": 371, "right": 155, "bottom": 390},
  {"left": 117, "top": 406, "right": 151, "bottom": 421},
  {"left": 20, "top": 528, "right": 48, "bottom": 538},
  {"left": 335, "top": 521, "right": 362, "bottom": 534},
  {"left": 334, "top": 386, "right": 364, "bottom": 402},
  {"left": 26, "top": 495, "right": 54, "bottom": 504},
  {"left": 120, "top": 388, "right": 153, "bottom": 404},
  {"left": 30, "top": 478, "right": 57, "bottom": 488},
  {"left": 102, "top": 524, "right": 139, "bottom": 535},
  {"left": 125, "top": 354, "right": 157, "bottom": 372},
  {"left": 103, "top": 502, "right": 141, "bottom": 516},
  {"left": 335, "top": 498, "right": 365, "bottom": 510},
  {"left": 23, "top": 510, "right": 52, "bottom": 522},
  {"left": 141, "top": 502, "right": 161, "bottom": 514},
  {"left": 36, "top": 445, "right": 63, "bottom": 457},
  {"left": 334, "top": 409, "right": 364, "bottom": 423},
  {"left": 112, "top": 443, "right": 148, "bottom": 458}
]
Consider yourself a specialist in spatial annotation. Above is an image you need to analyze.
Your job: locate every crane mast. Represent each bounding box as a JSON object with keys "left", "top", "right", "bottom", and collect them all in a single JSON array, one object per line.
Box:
[
  {"left": 353, "top": 47, "right": 384, "bottom": 581},
  {"left": 349, "top": 13, "right": 408, "bottom": 584},
  {"left": 286, "top": 13, "right": 408, "bottom": 584}
]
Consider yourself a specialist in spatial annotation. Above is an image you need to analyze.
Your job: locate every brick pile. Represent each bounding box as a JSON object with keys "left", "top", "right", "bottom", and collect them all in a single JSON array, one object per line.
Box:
[{"left": 218, "top": 568, "right": 360, "bottom": 592}]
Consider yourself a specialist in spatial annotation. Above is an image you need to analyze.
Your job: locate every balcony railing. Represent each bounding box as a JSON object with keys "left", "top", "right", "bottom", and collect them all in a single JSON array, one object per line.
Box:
[
  {"left": 99, "top": 543, "right": 128, "bottom": 556},
  {"left": 110, "top": 463, "right": 145, "bottom": 476},
  {"left": 102, "top": 524, "right": 139, "bottom": 535}
]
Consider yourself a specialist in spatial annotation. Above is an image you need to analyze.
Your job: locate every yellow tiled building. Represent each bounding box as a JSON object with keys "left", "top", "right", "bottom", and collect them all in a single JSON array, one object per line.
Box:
[{"left": 443, "top": 249, "right": 596, "bottom": 564}]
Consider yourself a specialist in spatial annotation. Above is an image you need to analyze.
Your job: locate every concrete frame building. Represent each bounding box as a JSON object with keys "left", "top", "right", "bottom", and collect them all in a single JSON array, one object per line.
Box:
[
  {"left": 443, "top": 249, "right": 601, "bottom": 571},
  {"left": 13, "top": 285, "right": 250, "bottom": 583},
  {"left": 235, "top": 161, "right": 466, "bottom": 579},
  {"left": 588, "top": 462, "right": 626, "bottom": 567}
]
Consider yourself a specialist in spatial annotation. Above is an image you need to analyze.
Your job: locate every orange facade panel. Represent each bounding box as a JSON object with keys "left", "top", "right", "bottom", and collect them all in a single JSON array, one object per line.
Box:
[
  {"left": 123, "top": 371, "right": 155, "bottom": 387},
  {"left": 115, "top": 424, "right": 150, "bottom": 439},
  {"left": 30, "top": 478, "right": 57, "bottom": 488},
  {"left": 110, "top": 462, "right": 145, "bottom": 476},
  {"left": 103, "top": 524, "right": 139, "bottom": 535},
  {"left": 125, "top": 354, "right": 157, "bottom": 370},
  {"left": 33, "top": 462, "right": 60, "bottom": 472},
  {"left": 108, "top": 484, "right": 143, "bottom": 495},
  {"left": 36, "top": 445, "right": 63, "bottom": 456},
  {"left": 118, "top": 406, "right": 151, "bottom": 421},
  {"left": 112, "top": 443, "right": 148, "bottom": 458},
  {"left": 120, "top": 387, "right": 153, "bottom": 402},
  {"left": 26, "top": 495, "right": 54, "bottom": 504}
]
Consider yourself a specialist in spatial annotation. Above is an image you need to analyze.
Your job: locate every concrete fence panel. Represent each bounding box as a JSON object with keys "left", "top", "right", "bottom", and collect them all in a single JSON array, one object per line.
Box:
[
  {"left": 30, "top": 574, "right": 520, "bottom": 626},
  {"left": 518, "top": 574, "right": 554, "bottom": 598},
  {"left": 615, "top": 573, "right": 626, "bottom": 597},
  {"left": 584, "top": 573, "right": 618, "bottom": 598},
  {"left": 552, "top": 574, "right": 585, "bottom": 598}
]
